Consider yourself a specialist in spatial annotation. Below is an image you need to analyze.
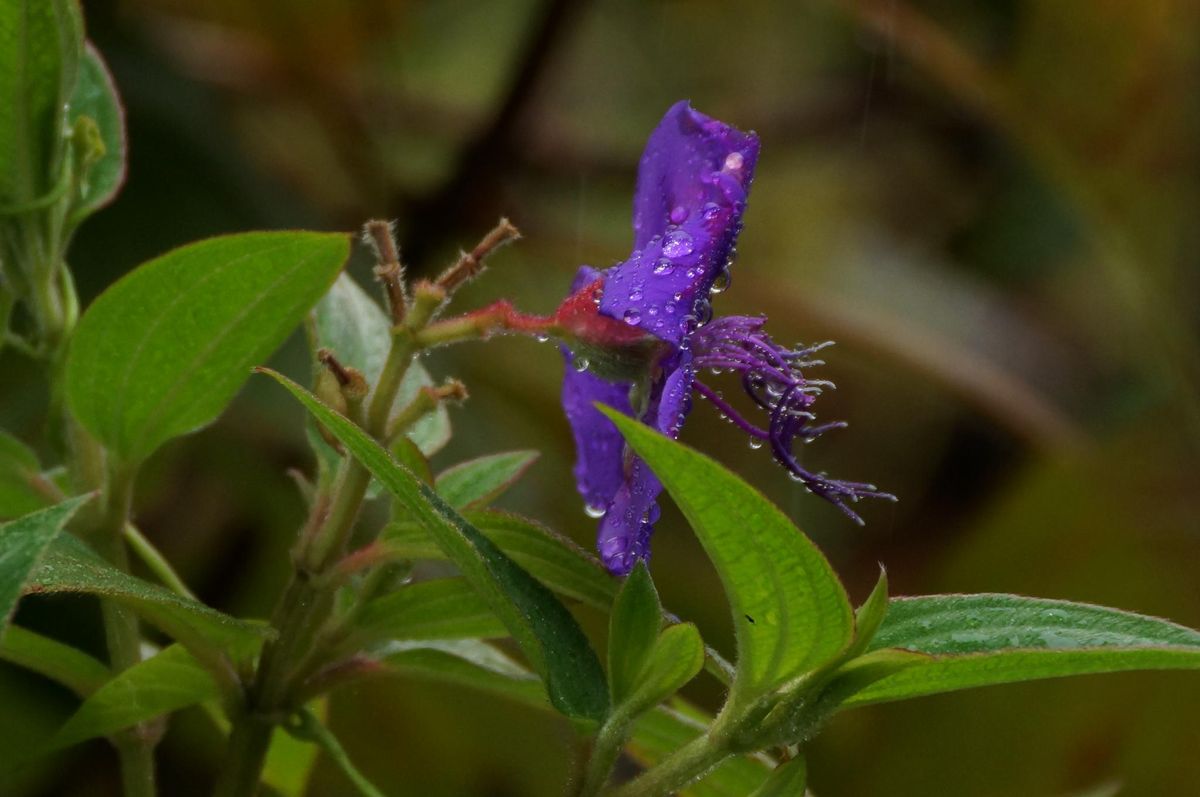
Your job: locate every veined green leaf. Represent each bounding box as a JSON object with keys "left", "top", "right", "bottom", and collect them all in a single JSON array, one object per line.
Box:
[
  {"left": 844, "top": 594, "right": 1200, "bottom": 706},
  {"left": 66, "top": 43, "right": 126, "bottom": 221},
  {"left": 65, "top": 231, "right": 350, "bottom": 465},
  {"left": 28, "top": 533, "right": 270, "bottom": 661},
  {"left": 0, "top": 624, "right": 110, "bottom": 697},
  {"left": 435, "top": 450, "right": 539, "bottom": 510},
  {"left": 50, "top": 644, "right": 218, "bottom": 749},
  {"left": 0, "top": 496, "right": 91, "bottom": 640},
  {"left": 601, "top": 407, "right": 854, "bottom": 702},
  {"left": 349, "top": 578, "right": 506, "bottom": 647},
  {"left": 262, "top": 370, "right": 609, "bottom": 722},
  {"left": 381, "top": 510, "right": 616, "bottom": 610},
  {"left": 608, "top": 562, "right": 662, "bottom": 704}
]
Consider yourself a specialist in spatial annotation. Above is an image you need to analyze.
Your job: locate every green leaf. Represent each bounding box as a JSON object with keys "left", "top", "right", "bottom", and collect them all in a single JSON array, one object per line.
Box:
[
  {"left": 629, "top": 705, "right": 772, "bottom": 797},
  {"left": 0, "top": 624, "right": 110, "bottom": 697},
  {"left": 261, "top": 370, "right": 609, "bottom": 722},
  {"left": 50, "top": 644, "right": 218, "bottom": 749},
  {"left": 311, "top": 273, "right": 450, "bottom": 456},
  {"left": 381, "top": 510, "right": 616, "bottom": 610},
  {"left": 373, "top": 639, "right": 547, "bottom": 709},
  {"left": 66, "top": 43, "right": 126, "bottom": 221},
  {"left": 844, "top": 594, "right": 1200, "bottom": 707},
  {"left": 0, "top": 0, "right": 82, "bottom": 206},
  {"left": 601, "top": 407, "right": 854, "bottom": 702},
  {"left": 748, "top": 754, "right": 807, "bottom": 797},
  {"left": 434, "top": 450, "right": 539, "bottom": 510},
  {"left": 0, "top": 431, "right": 53, "bottom": 518},
  {"left": 608, "top": 562, "right": 662, "bottom": 704},
  {"left": 28, "top": 533, "right": 270, "bottom": 661},
  {"left": 0, "top": 496, "right": 91, "bottom": 640},
  {"left": 65, "top": 231, "right": 350, "bottom": 465},
  {"left": 349, "top": 578, "right": 506, "bottom": 647},
  {"left": 844, "top": 567, "right": 889, "bottom": 661},
  {"left": 619, "top": 623, "right": 705, "bottom": 721}
]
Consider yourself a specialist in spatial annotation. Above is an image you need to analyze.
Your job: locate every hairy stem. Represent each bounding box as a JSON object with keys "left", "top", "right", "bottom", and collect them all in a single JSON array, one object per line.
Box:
[{"left": 604, "top": 733, "right": 730, "bottom": 797}]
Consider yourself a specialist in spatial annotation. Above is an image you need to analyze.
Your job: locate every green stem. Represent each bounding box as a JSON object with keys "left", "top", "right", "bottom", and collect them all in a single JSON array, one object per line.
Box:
[
  {"left": 214, "top": 328, "right": 418, "bottom": 797},
  {"left": 577, "top": 715, "right": 631, "bottom": 797},
  {"left": 604, "top": 733, "right": 730, "bottom": 797},
  {"left": 124, "top": 523, "right": 197, "bottom": 600},
  {"left": 98, "top": 462, "right": 159, "bottom": 797}
]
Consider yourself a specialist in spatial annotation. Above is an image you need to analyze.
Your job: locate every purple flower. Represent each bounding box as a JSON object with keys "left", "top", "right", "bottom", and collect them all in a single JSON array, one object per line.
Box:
[{"left": 558, "top": 101, "right": 893, "bottom": 575}]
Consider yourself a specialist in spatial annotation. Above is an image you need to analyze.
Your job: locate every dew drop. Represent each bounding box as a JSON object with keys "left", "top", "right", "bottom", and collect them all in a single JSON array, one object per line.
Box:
[
  {"left": 534, "top": 333, "right": 549, "bottom": 343},
  {"left": 584, "top": 503, "right": 607, "bottom": 518},
  {"left": 749, "top": 438, "right": 764, "bottom": 450},
  {"left": 574, "top": 357, "right": 590, "bottom": 373},
  {"left": 652, "top": 258, "right": 675, "bottom": 275},
  {"left": 702, "top": 202, "right": 722, "bottom": 220},
  {"left": 710, "top": 267, "right": 731, "bottom": 294},
  {"left": 623, "top": 308, "right": 641, "bottom": 326},
  {"left": 669, "top": 205, "right": 689, "bottom": 224},
  {"left": 628, "top": 287, "right": 644, "bottom": 301},
  {"left": 724, "top": 152, "right": 745, "bottom": 171},
  {"left": 662, "top": 229, "right": 695, "bottom": 258}
]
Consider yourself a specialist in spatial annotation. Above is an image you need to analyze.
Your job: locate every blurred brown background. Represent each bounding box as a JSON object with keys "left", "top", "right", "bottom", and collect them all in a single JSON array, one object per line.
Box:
[{"left": 1, "top": 0, "right": 1198, "bottom": 795}]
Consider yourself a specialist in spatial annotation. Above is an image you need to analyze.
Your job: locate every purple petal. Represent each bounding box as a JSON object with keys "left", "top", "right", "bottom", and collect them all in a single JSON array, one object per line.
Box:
[
  {"left": 561, "top": 269, "right": 634, "bottom": 512},
  {"left": 599, "top": 101, "right": 759, "bottom": 345}
]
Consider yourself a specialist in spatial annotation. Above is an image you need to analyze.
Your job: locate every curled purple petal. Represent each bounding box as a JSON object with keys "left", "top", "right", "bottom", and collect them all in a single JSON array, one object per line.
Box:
[{"left": 599, "top": 102, "right": 759, "bottom": 346}]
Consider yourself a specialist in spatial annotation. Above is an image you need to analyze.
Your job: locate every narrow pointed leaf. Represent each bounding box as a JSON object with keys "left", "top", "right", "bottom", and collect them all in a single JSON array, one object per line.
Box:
[
  {"left": 50, "top": 644, "right": 218, "bottom": 749},
  {"left": 435, "top": 450, "right": 540, "bottom": 509},
  {"left": 844, "top": 567, "right": 889, "bottom": 661},
  {"left": 28, "top": 533, "right": 269, "bottom": 660},
  {"left": 65, "top": 231, "right": 350, "bottom": 465},
  {"left": 0, "top": 496, "right": 91, "bottom": 640},
  {"left": 0, "top": 625, "right": 110, "bottom": 696},
  {"left": 381, "top": 510, "right": 616, "bottom": 610},
  {"left": 620, "top": 623, "right": 705, "bottom": 720},
  {"left": 601, "top": 407, "right": 854, "bottom": 700},
  {"left": 608, "top": 562, "right": 662, "bottom": 703},
  {"left": 844, "top": 594, "right": 1200, "bottom": 707},
  {"left": 262, "top": 370, "right": 609, "bottom": 722}
]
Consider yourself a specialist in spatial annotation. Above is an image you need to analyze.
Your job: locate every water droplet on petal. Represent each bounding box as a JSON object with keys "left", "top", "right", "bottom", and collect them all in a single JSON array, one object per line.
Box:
[
  {"left": 702, "top": 202, "right": 722, "bottom": 221},
  {"left": 585, "top": 503, "right": 607, "bottom": 518},
  {"left": 669, "top": 205, "right": 688, "bottom": 224},
  {"left": 652, "top": 258, "right": 675, "bottom": 275},
  {"left": 623, "top": 308, "right": 641, "bottom": 326},
  {"left": 710, "top": 267, "right": 731, "bottom": 294},
  {"left": 662, "top": 229, "right": 695, "bottom": 258},
  {"left": 724, "top": 152, "right": 745, "bottom": 171},
  {"left": 628, "top": 286, "right": 644, "bottom": 301}
]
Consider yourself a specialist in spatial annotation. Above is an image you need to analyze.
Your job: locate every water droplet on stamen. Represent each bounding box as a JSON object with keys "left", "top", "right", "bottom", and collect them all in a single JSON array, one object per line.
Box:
[{"left": 748, "top": 438, "right": 764, "bottom": 450}]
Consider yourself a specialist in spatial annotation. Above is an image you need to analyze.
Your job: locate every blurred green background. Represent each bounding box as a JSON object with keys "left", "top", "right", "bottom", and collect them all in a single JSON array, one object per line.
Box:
[{"left": 2, "top": 0, "right": 1198, "bottom": 794}]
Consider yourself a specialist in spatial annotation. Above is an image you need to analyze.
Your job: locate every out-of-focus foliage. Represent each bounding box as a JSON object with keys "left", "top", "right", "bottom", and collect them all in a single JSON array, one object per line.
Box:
[{"left": 0, "top": 1, "right": 1196, "bottom": 795}]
